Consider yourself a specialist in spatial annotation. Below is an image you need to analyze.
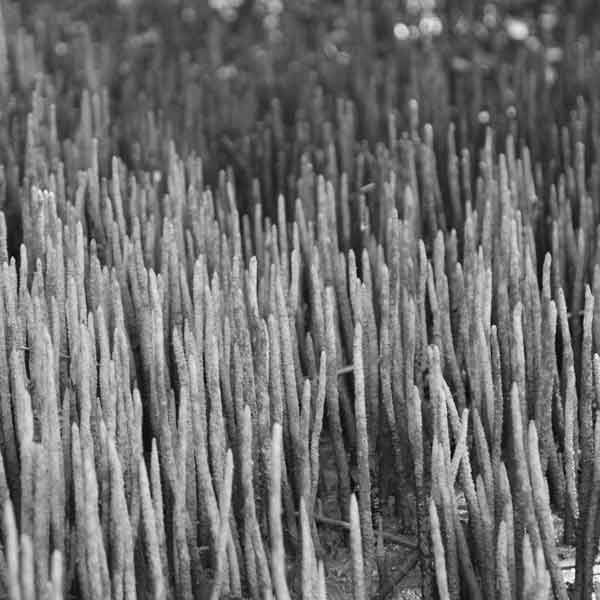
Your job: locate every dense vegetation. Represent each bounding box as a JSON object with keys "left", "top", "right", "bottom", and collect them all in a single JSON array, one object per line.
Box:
[{"left": 0, "top": 0, "right": 599, "bottom": 598}]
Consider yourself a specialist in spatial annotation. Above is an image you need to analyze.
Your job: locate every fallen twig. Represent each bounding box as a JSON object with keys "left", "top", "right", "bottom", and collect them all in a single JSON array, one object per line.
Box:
[
  {"left": 559, "top": 555, "right": 600, "bottom": 571},
  {"left": 307, "top": 512, "right": 418, "bottom": 550},
  {"left": 377, "top": 552, "right": 420, "bottom": 600}
]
